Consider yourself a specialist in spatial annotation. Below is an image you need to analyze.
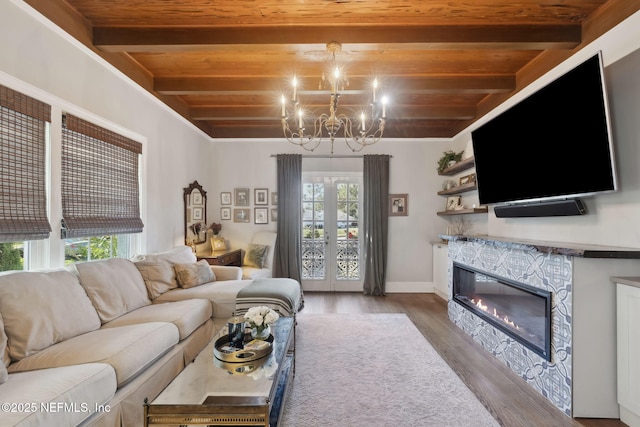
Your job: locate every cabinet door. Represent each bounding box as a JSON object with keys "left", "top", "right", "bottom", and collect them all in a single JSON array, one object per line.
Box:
[
  {"left": 432, "top": 244, "right": 449, "bottom": 300},
  {"left": 617, "top": 283, "right": 640, "bottom": 423}
]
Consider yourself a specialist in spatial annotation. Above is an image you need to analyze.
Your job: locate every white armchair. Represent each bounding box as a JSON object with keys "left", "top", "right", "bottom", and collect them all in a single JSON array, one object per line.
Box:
[{"left": 241, "top": 231, "right": 277, "bottom": 280}]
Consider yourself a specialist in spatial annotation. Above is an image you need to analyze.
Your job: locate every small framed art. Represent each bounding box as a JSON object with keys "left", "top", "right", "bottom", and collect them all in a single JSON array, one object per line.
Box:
[
  {"left": 255, "top": 188, "right": 268, "bottom": 205},
  {"left": 234, "top": 188, "right": 250, "bottom": 206},
  {"left": 271, "top": 208, "right": 278, "bottom": 222},
  {"left": 192, "top": 207, "right": 203, "bottom": 221},
  {"left": 446, "top": 196, "right": 461, "bottom": 211},
  {"left": 191, "top": 192, "right": 203, "bottom": 206},
  {"left": 389, "top": 194, "right": 408, "bottom": 217},
  {"left": 220, "top": 192, "right": 232, "bottom": 205},
  {"left": 221, "top": 207, "right": 231, "bottom": 220},
  {"left": 255, "top": 207, "right": 268, "bottom": 224},
  {"left": 271, "top": 192, "right": 278, "bottom": 205},
  {"left": 234, "top": 208, "right": 250, "bottom": 223}
]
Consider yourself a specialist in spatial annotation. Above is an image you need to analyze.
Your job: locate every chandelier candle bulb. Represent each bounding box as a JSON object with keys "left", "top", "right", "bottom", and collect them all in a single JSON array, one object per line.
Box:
[
  {"left": 292, "top": 76, "right": 297, "bottom": 102},
  {"left": 361, "top": 112, "right": 366, "bottom": 131},
  {"left": 281, "top": 95, "right": 286, "bottom": 117},
  {"left": 298, "top": 109, "right": 303, "bottom": 129},
  {"left": 373, "top": 79, "right": 378, "bottom": 103}
]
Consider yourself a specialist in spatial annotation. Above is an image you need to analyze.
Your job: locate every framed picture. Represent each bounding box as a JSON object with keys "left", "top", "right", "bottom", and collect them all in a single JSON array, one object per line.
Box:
[
  {"left": 233, "top": 208, "right": 250, "bottom": 223},
  {"left": 389, "top": 194, "right": 408, "bottom": 216},
  {"left": 234, "top": 188, "right": 250, "bottom": 206},
  {"left": 191, "top": 192, "right": 203, "bottom": 206},
  {"left": 271, "top": 208, "right": 278, "bottom": 222},
  {"left": 271, "top": 192, "right": 278, "bottom": 205},
  {"left": 192, "top": 207, "right": 203, "bottom": 221},
  {"left": 221, "top": 207, "right": 231, "bottom": 220},
  {"left": 255, "top": 188, "right": 268, "bottom": 205},
  {"left": 220, "top": 192, "right": 232, "bottom": 205},
  {"left": 446, "top": 196, "right": 461, "bottom": 211},
  {"left": 459, "top": 173, "right": 476, "bottom": 186},
  {"left": 254, "top": 207, "right": 269, "bottom": 224}
]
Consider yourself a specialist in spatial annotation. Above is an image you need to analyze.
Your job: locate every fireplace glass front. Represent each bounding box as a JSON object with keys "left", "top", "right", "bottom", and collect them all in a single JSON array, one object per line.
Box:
[{"left": 452, "top": 263, "right": 552, "bottom": 361}]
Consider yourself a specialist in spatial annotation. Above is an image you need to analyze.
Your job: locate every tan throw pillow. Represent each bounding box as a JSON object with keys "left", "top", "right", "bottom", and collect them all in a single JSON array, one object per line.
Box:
[
  {"left": 0, "top": 314, "right": 8, "bottom": 384},
  {"left": 174, "top": 260, "right": 215, "bottom": 289},
  {"left": 243, "top": 244, "right": 269, "bottom": 268},
  {"left": 134, "top": 260, "right": 178, "bottom": 299}
]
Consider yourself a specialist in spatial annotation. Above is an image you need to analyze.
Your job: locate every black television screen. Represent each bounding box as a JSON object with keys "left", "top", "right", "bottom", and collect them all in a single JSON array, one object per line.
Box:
[{"left": 471, "top": 52, "right": 617, "bottom": 206}]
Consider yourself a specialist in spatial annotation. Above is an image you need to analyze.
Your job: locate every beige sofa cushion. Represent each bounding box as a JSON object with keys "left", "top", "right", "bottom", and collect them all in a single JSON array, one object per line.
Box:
[
  {"left": 75, "top": 258, "right": 151, "bottom": 323},
  {"left": 0, "top": 270, "right": 101, "bottom": 361},
  {"left": 0, "top": 314, "right": 7, "bottom": 384},
  {"left": 154, "top": 280, "right": 251, "bottom": 319},
  {"left": 102, "top": 299, "right": 212, "bottom": 340},
  {"left": 8, "top": 322, "right": 179, "bottom": 388},
  {"left": 0, "top": 363, "right": 116, "bottom": 427},
  {"left": 131, "top": 246, "right": 198, "bottom": 299},
  {"left": 175, "top": 260, "right": 216, "bottom": 289}
]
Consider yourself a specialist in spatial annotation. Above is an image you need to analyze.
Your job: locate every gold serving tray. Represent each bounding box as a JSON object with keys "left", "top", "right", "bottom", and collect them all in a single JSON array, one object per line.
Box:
[{"left": 213, "top": 332, "right": 273, "bottom": 363}]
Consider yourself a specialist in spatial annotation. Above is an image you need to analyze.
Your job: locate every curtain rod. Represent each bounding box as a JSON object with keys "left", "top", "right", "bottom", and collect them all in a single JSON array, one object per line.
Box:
[{"left": 270, "top": 154, "right": 392, "bottom": 159}]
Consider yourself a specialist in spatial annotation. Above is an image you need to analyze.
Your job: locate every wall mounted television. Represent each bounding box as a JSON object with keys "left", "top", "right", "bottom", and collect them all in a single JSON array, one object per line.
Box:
[{"left": 471, "top": 52, "right": 617, "bottom": 214}]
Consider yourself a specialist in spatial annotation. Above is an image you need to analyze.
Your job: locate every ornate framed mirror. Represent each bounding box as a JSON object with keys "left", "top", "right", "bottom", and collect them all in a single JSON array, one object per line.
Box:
[{"left": 184, "top": 181, "right": 207, "bottom": 245}]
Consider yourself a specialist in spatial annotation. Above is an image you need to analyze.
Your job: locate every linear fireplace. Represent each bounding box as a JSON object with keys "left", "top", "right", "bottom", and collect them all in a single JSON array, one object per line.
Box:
[{"left": 452, "top": 262, "right": 552, "bottom": 361}]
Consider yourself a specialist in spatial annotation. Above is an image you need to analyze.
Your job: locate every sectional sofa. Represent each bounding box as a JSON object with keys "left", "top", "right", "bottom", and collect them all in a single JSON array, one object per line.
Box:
[{"left": 0, "top": 246, "right": 302, "bottom": 427}]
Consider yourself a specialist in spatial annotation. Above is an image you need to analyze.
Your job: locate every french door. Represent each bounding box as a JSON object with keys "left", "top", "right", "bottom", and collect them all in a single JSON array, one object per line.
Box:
[{"left": 301, "top": 174, "right": 363, "bottom": 292}]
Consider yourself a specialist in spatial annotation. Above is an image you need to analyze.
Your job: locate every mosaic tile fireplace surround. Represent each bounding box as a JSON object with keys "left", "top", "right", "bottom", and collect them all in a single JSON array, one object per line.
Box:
[{"left": 446, "top": 236, "right": 640, "bottom": 419}]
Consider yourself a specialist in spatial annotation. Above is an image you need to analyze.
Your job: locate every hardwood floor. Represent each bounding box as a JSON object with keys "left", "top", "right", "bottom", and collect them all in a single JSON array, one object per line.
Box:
[{"left": 299, "top": 292, "right": 627, "bottom": 427}]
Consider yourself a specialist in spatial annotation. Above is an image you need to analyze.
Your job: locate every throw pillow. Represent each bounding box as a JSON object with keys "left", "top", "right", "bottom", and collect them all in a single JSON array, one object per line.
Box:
[
  {"left": 243, "top": 244, "right": 269, "bottom": 268},
  {"left": 174, "top": 260, "right": 215, "bottom": 289},
  {"left": 134, "top": 260, "right": 178, "bottom": 299}
]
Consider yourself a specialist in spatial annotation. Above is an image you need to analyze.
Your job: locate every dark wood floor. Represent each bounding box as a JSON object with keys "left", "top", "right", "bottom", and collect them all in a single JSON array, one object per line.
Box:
[{"left": 299, "top": 292, "right": 627, "bottom": 427}]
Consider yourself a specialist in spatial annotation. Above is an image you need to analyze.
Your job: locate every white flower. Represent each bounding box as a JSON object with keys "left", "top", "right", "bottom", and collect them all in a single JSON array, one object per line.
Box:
[{"left": 244, "top": 306, "right": 280, "bottom": 329}]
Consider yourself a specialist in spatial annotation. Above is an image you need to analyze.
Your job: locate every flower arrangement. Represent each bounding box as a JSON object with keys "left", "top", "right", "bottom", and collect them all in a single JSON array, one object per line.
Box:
[
  {"left": 190, "top": 222, "right": 204, "bottom": 237},
  {"left": 209, "top": 222, "right": 222, "bottom": 235},
  {"left": 244, "top": 306, "right": 280, "bottom": 339}
]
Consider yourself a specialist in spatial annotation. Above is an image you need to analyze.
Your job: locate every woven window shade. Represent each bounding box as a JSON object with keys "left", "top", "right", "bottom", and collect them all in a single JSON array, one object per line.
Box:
[
  {"left": 0, "top": 85, "right": 52, "bottom": 242},
  {"left": 61, "top": 114, "right": 143, "bottom": 238}
]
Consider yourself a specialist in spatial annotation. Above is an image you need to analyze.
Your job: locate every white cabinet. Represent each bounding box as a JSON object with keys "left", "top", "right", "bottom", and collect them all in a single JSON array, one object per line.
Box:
[
  {"left": 432, "top": 242, "right": 449, "bottom": 300},
  {"left": 617, "top": 282, "right": 640, "bottom": 427}
]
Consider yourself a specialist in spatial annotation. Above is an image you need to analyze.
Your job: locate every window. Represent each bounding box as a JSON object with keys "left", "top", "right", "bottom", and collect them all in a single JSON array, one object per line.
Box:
[
  {"left": 0, "top": 85, "right": 52, "bottom": 271},
  {"left": 61, "top": 114, "right": 143, "bottom": 239}
]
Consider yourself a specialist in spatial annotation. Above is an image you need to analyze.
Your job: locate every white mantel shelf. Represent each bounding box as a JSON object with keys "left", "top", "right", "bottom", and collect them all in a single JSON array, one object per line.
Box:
[{"left": 439, "top": 234, "right": 640, "bottom": 259}]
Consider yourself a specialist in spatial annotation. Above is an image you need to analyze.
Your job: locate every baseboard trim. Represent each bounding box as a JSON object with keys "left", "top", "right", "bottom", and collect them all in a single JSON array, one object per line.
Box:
[{"left": 385, "top": 282, "right": 432, "bottom": 293}]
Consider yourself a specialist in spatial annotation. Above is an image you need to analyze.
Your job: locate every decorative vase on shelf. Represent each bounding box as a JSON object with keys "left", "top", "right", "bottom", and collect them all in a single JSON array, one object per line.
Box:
[{"left": 251, "top": 325, "right": 271, "bottom": 341}]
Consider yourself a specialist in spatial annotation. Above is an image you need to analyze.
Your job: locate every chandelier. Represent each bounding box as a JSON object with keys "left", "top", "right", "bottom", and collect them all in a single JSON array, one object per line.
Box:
[{"left": 280, "top": 42, "right": 387, "bottom": 154}]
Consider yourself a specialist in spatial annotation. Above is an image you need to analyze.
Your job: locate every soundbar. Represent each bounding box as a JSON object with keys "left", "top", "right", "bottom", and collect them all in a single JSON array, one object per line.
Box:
[{"left": 494, "top": 199, "right": 586, "bottom": 218}]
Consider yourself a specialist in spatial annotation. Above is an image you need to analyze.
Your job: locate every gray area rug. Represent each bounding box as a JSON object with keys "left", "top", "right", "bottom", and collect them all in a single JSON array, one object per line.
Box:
[{"left": 280, "top": 313, "right": 499, "bottom": 427}]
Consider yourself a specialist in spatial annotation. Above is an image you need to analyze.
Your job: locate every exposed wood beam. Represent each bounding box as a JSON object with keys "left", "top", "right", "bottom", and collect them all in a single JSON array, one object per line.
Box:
[
  {"left": 190, "top": 105, "right": 475, "bottom": 121},
  {"left": 94, "top": 25, "right": 581, "bottom": 52},
  {"left": 156, "top": 76, "right": 515, "bottom": 95}
]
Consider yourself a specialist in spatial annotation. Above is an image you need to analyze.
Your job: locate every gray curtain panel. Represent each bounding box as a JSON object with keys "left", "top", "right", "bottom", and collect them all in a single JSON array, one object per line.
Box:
[
  {"left": 362, "top": 154, "right": 390, "bottom": 296},
  {"left": 274, "top": 154, "right": 303, "bottom": 284}
]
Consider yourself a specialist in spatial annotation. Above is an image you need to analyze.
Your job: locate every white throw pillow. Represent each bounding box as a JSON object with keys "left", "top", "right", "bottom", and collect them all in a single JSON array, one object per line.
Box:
[{"left": 0, "top": 270, "right": 101, "bottom": 361}]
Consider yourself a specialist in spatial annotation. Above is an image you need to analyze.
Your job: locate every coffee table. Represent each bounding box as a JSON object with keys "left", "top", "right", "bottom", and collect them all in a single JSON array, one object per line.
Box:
[{"left": 144, "top": 317, "right": 295, "bottom": 426}]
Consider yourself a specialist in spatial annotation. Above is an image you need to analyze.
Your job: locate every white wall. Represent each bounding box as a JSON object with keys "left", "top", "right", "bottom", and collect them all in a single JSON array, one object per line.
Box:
[
  {"left": 0, "top": 0, "right": 216, "bottom": 256},
  {"left": 212, "top": 138, "right": 453, "bottom": 290},
  {"left": 451, "top": 10, "right": 640, "bottom": 249}
]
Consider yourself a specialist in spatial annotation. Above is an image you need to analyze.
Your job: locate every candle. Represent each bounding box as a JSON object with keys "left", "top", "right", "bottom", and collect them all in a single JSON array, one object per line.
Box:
[
  {"left": 298, "top": 109, "right": 303, "bottom": 129},
  {"left": 381, "top": 96, "right": 388, "bottom": 118},
  {"left": 361, "top": 112, "right": 366, "bottom": 131},
  {"left": 373, "top": 78, "right": 378, "bottom": 103},
  {"left": 281, "top": 95, "right": 286, "bottom": 117},
  {"left": 292, "top": 76, "right": 297, "bottom": 102}
]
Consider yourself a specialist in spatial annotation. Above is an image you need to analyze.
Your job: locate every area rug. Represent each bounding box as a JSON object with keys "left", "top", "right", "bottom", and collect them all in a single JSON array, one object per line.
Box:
[{"left": 280, "top": 313, "right": 499, "bottom": 427}]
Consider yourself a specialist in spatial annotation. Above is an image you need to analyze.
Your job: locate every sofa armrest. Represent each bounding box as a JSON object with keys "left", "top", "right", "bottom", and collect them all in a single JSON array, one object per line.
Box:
[{"left": 211, "top": 266, "right": 242, "bottom": 281}]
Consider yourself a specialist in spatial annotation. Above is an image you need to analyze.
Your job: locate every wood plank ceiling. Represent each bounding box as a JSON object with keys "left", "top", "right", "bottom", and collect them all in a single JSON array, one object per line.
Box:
[{"left": 22, "top": 0, "right": 640, "bottom": 140}]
